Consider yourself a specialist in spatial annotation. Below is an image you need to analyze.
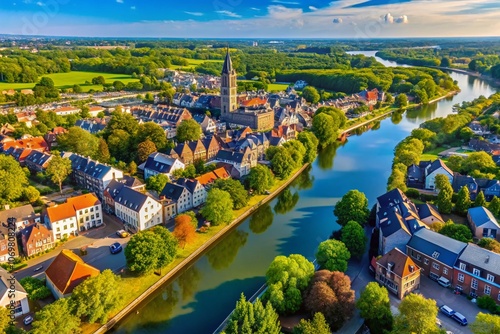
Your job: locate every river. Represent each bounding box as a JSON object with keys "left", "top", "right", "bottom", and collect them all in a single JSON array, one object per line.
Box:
[{"left": 112, "top": 53, "right": 497, "bottom": 334}]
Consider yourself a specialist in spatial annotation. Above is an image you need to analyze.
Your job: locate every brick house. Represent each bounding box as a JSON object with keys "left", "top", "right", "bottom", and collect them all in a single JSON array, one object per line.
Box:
[{"left": 21, "top": 223, "right": 54, "bottom": 257}]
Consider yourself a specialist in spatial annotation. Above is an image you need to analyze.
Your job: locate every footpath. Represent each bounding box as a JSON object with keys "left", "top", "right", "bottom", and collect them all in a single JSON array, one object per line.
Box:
[{"left": 94, "top": 163, "right": 310, "bottom": 334}]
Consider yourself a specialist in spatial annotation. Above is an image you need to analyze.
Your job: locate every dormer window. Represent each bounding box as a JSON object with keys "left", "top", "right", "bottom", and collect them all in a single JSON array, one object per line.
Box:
[
  {"left": 432, "top": 251, "right": 440, "bottom": 259},
  {"left": 473, "top": 268, "right": 481, "bottom": 276}
]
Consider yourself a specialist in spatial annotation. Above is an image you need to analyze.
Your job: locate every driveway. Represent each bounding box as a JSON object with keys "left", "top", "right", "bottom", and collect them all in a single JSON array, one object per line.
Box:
[{"left": 14, "top": 213, "right": 128, "bottom": 280}]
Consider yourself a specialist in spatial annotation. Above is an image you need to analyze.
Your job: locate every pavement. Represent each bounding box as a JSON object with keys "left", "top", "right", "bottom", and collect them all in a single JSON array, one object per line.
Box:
[{"left": 14, "top": 212, "right": 129, "bottom": 281}]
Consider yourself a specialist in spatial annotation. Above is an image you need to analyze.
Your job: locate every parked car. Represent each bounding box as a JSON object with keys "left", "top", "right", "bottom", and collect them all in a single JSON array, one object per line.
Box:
[
  {"left": 440, "top": 305, "right": 455, "bottom": 317},
  {"left": 109, "top": 242, "right": 122, "bottom": 254},
  {"left": 23, "top": 315, "right": 33, "bottom": 326},
  {"left": 33, "top": 265, "right": 43, "bottom": 272},
  {"left": 437, "top": 276, "right": 451, "bottom": 288},
  {"left": 116, "top": 230, "right": 129, "bottom": 238},
  {"left": 451, "top": 312, "right": 468, "bottom": 326}
]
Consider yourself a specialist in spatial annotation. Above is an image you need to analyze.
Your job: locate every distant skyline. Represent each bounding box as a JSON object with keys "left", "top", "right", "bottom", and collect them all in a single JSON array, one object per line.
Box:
[{"left": 0, "top": 0, "right": 499, "bottom": 38}]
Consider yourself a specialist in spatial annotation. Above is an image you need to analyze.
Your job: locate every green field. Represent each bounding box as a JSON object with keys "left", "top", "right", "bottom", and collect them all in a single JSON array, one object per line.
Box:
[
  {"left": 268, "top": 83, "right": 291, "bottom": 92},
  {"left": 168, "top": 58, "right": 223, "bottom": 70},
  {"left": 0, "top": 71, "right": 139, "bottom": 92}
]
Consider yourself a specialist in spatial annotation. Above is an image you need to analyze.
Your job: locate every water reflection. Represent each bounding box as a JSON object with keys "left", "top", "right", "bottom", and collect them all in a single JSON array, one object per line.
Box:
[
  {"left": 177, "top": 266, "right": 202, "bottom": 302},
  {"left": 249, "top": 204, "right": 274, "bottom": 234},
  {"left": 391, "top": 110, "right": 404, "bottom": 124},
  {"left": 274, "top": 188, "right": 300, "bottom": 215},
  {"left": 292, "top": 165, "right": 315, "bottom": 190},
  {"left": 317, "top": 142, "right": 341, "bottom": 170},
  {"left": 206, "top": 230, "right": 249, "bottom": 270}
]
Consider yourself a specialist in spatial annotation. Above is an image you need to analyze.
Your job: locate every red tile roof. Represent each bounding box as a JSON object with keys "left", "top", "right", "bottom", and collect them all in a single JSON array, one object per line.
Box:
[
  {"left": 45, "top": 250, "right": 99, "bottom": 295},
  {"left": 47, "top": 194, "right": 100, "bottom": 222},
  {"left": 241, "top": 97, "right": 267, "bottom": 107},
  {"left": 66, "top": 193, "right": 100, "bottom": 211},
  {"left": 2, "top": 136, "right": 48, "bottom": 152}
]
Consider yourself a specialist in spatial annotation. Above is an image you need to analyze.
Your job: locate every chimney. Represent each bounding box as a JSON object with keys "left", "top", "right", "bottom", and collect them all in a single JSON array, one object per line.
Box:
[
  {"left": 387, "top": 262, "right": 394, "bottom": 272},
  {"left": 485, "top": 256, "right": 490, "bottom": 264}
]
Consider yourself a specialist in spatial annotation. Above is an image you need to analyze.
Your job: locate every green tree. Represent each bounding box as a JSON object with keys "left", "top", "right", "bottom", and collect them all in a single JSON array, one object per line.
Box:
[
  {"left": 478, "top": 238, "right": 500, "bottom": 254},
  {"left": 463, "top": 152, "right": 497, "bottom": 173},
  {"left": 395, "top": 94, "right": 408, "bottom": 109},
  {"left": 176, "top": 119, "right": 202, "bottom": 142},
  {"left": 341, "top": 221, "right": 367, "bottom": 258},
  {"left": 446, "top": 155, "right": 464, "bottom": 172},
  {"left": 0, "top": 155, "right": 29, "bottom": 203},
  {"left": 72, "top": 84, "right": 82, "bottom": 93},
  {"left": 57, "top": 127, "right": 99, "bottom": 158},
  {"left": 297, "top": 131, "right": 319, "bottom": 163},
  {"left": 96, "top": 138, "right": 111, "bottom": 163},
  {"left": 283, "top": 140, "right": 307, "bottom": 168},
  {"left": 71, "top": 270, "right": 122, "bottom": 324},
  {"left": 92, "top": 76, "right": 106, "bottom": 85},
  {"left": 293, "top": 312, "right": 331, "bottom": 334},
  {"left": 333, "top": 189, "right": 370, "bottom": 226},
  {"left": 357, "top": 282, "right": 393, "bottom": 334},
  {"left": 23, "top": 186, "right": 40, "bottom": 203},
  {"left": 128, "top": 161, "right": 137, "bottom": 176},
  {"left": 270, "top": 147, "right": 295, "bottom": 179},
  {"left": 439, "top": 222, "right": 473, "bottom": 242},
  {"left": 471, "top": 312, "right": 500, "bottom": 334},
  {"left": 455, "top": 186, "right": 472, "bottom": 215},
  {"left": 312, "top": 113, "right": 337, "bottom": 148},
  {"left": 113, "top": 80, "right": 125, "bottom": 91},
  {"left": 224, "top": 294, "right": 281, "bottom": 334},
  {"left": 315, "top": 239, "right": 351, "bottom": 272},
  {"left": 264, "top": 254, "right": 315, "bottom": 314},
  {"left": 0, "top": 307, "right": 9, "bottom": 334},
  {"left": 80, "top": 106, "right": 90, "bottom": 118},
  {"left": 125, "top": 226, "right": 178, "bottom": 274},
  {"left": 107, "top": 129, "right": 132, "bottom": 162},
  {"left": 137, "top": 122, "right": 169, "bottom": 151},
  {"left": 212, "top": 178, "right": 248, "bottom": 210},
  {"left": 302, "top": 86, "right": 320, "bottom": 104},
  {"left": 440, "top": 57, "right": 451, "bottom": 67},
  {"left": 489, "top": 196, "right": 500, "bottom": 217},
  {"left": 474, "top": 191, "right": 487, "bottom": 208},
  {"left": 201, "top": 188, "right": 233, "bottom": 225},
  {"left": 393, "top": 293, "right": 440, "bottom": 334},
  {"left": 46, "top": 154, "right": 72, "bottom": 194},
  {"left": 435, "top": 174, "right": 453, "bottom": 214},
  {"left": 137, "top": 139, "right": 157, "bottom": 163},
  {"left": 31, "top": 298, "right": 81, "bottom": 334},
  {"left": 247, "top": 165, "right": 275, "bottom": 194},
  {"left": 19, "top": 277, "right": 51, "bottom": 300}
]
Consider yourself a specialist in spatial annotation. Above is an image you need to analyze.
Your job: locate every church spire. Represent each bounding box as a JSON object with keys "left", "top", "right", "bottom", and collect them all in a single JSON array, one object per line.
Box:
[{"left": 221, "top": 47, "right": 233, "bottom": 75}]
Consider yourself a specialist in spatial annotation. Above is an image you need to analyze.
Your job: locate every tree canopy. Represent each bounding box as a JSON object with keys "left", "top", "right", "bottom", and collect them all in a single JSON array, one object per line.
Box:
[
  {"left": 312, "top": 113, "right": 338, "bottom": 149},
  {"left": 315, "top": 239, "right": 351, "bottom": 272},
  {"left": 146, "top": 173, "right": 169, "bottom": 193},
  {"left": 224, "top": 294, "right": 281, "bottom": 334},
  {"left": 341, "top": 221, "right": 367, "bottom": 258},
  {"left": 201, "top": 188, "right": 233, "bottom": 225},
  {"left": 176, "top": 119, "right": 202, "bottom": 142},
  {"left": 57, "top": 127, "right": 99, "bottom": 158},
  {"left": 246, "top": 165, "right": 275, "bottom": 194},
  {"left": 173, "top": 216, "right": 197, "bottom": 248},
  {"left": 435, "top": 174, "right": 453, "bottom": 214},
  {"left": 333, "top": 189, "right": 370, "bottom": 226},
  {"left": 212, "top": 178, "right": 248, "bottom": 210},
  {"left": 0, "top": 155, "right": 29, "bottom": 203},
  {"left": 470, "top": 312, "right": 500, "bottom": 334},
  {"left": 46, "top": 154, "right": 72, "bottom": 194},
  {"left": 293, "top": 312, "right": 331, "bottom": 334},
  {"left": 270, "top": 146, "right": 295, "bottom": 179},
  {"left": 393, "top": 293, "right": 440, "bottom": 334},
  {"left": 439, "top": 222, "right": 473, "bottom": 242},
  {"left": 31, "top": 298, "right": 81, "bottom": 334},
  {"left": 357, "top": 282, "right": 393, "bottom": 334}
]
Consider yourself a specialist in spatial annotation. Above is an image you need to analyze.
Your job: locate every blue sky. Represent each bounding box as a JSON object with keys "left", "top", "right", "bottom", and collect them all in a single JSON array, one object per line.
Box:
[{"left": 0, "top": 0, "right": 499, "bottom": 38}]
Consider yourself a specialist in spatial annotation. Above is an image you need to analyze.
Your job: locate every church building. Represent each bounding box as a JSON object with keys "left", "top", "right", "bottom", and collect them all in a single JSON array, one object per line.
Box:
[{"left": 220, "top": 50, "right": 274, "bottom": 131}]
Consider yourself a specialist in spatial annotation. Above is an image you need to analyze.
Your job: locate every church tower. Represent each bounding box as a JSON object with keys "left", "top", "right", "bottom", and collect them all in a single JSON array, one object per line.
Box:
[{"left": 220, "top": 48, "right": 237, "bottom": 119}]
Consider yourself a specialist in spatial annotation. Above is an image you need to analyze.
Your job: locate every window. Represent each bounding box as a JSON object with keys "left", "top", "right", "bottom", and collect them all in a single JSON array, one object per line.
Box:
[
  {"left": 57, "top": 228, "right": 60, "bottom": 232},
  {"left": 485, "top": 285, "right": 491, "bottom": 295},
  {"left": 487, "top": 274, "right": 495, "bottom": 282},
  {"left": 90, "top": 207, "right": 94, "bottom": 212},
  {"left": 458, "top": 273, "right": 464, "bottom": 283},
  {"left": 63, "top": 225, "right": 67, "bottom": 230},
  {"left": 432, "top": 251, "right": 440, "bottom": 258},
  {"left": 432, "top": 263, "right": 440, "bottom": 270},
  {"left": 460, "top": 263, "right": 466, "bottom": 270},
  {"left": 85, "top": 209, "right": 88, "bottom": 214},
  {"left": 96, "top": 213, "right": 100, "bottom": 218},
  {"left": 416, "top": 254, "right": 421, "bottom": 261},
  {"left": 424, "top": 258, "right": 429, "bottom": 265},
  {"left": 473, "top": 268, "right": 481, "bottom": 276},
  {"left": 70, "top": 223, "right": 74, "bottom": 228},
  {"left": 471, "top": 279, "right": 478, "bottom": 289},
  {"left": 443, "top": 268, "right": 448, "bottom": 275}
]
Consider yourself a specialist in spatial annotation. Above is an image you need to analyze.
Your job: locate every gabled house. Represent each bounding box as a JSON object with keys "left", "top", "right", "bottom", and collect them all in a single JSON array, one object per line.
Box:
[
  {"left": 46, "top": 202, "right": 78, "bottom": 240},
  {"left": 0, "top": 136, "right": 48, "bottom": 154},
  {"left": 468, "top": 121, "right": 490, "bottom": 135},
  {"left": 44, "top": 127, "right": 67, "bottom": 149},
  {"left": 114, "top": 187, "right": 163, "bottom": 232},
  {"left": 25, "top": 150, "right": 53, "bottom": 173},
  {"left": 406, "top": 228, "right": 467, "bottom": 282},
  {"left": 0, "top": 267, "right": 29, "bottom": 317},
  {"left": 453, "top": 244, "right": 500, "bottom": 300},
  {"left": 54, "top": 106, "right": 80, "bottom": 116},
  {"left": 193, "top": 114, "right": 217, "bottom": 133},
  {"left": 467, "top": 206, "right": 500, "bottom": 241},
  {"left": 213, "top": 147, "right": 256, "bottom": 177},
  {"left": 141, "top": 152, "right": 185, "bottom": 180},
  {"left": 424, "top": 159, "right": 454, "bottom": 190},
  {"left": 452, "top": 174, "right": 479, "bottom": 199},
  {"left": 21, "top": 223, "right": 55, "bottom": 257},
  {"left": 103, "top": 176, "right": 145, "bottom": 214},
  {"left": 0, "top": 204, "right": 40, "bottom": 232},
  {"left": 0, "top": 218, "right": 19, "bottom": 263},
  {"left": 45, "top": 249, "right": 100, "bottom": 299},
  {"left": 416, "top": 203, "right": 444, "bottom": 226},
  {"left": 176, "top": 178, "right": 207, "bottom": 208},
  {"left": 195, "top": 167, "right": 230, "bottom": 187},
  {"left": 375, "top": 247, "right": 421, "bottom": 299},
  {"left": 469, "top": 138, "right": 500, "bottom": 155},
  {"left": 160, "top": 183, "right": 192, "bottom": 214}
]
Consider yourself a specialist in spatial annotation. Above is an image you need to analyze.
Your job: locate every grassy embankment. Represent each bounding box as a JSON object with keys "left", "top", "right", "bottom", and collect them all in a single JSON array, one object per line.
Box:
[
  {"left": 0, "top": 71, "right": 139, "bottom": 92},
  {"left": 82, "top": 165, "right": 306, "bottom": 334}
]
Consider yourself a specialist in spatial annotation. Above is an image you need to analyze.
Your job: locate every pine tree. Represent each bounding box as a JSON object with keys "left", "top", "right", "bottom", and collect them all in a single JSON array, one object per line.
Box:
[
  {"left": 225, "top": 294, "right": 281, "bottom": 334},
  {"left": 455, "top": 186, "right": 471, "bottom": 215},
  {"left": 474, "top": 191, "right": 487, "bottom": 208},
  {"left": 97, "top": 138, "right": 110, "bottom": 163},
  {"left": 435, "top": 174, "right": 453, "bottom": 214},
  {"left": 489, "top": 196, "right": 500, "bottom": 217}
]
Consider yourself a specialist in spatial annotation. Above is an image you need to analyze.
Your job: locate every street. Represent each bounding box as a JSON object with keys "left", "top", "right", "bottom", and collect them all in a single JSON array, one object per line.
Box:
[{"left": 14, "top": 213, "right": 128, "bottom": 281}]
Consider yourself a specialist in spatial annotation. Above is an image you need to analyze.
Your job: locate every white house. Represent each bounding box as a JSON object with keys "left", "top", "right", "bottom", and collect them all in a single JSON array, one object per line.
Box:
[
  {"left": 160, "top": 183, "right": 193, "bottom": 214},
  {"left": 140, "top": 152, "right": 185, "bottom": 180},
  {"left": 176, "top": 178, "right": 207, "bottom": 208},
  {"left": 114, "top": 187, "right": 163, "bottom": 232},
  {"left": 67, "top": 194, "right": 103, "bottom": 231},
  {"left": 45, "top": 203, "right": 78, "bottom": 240},
  {"left": 213, "top": 148, "right": 256, "bottom": 177},
  {"left": 0, "top": 267, "right": 29, "bottom": 317},
  {"left": 424, "top": 159, "right": 454, "bottom": 190}
]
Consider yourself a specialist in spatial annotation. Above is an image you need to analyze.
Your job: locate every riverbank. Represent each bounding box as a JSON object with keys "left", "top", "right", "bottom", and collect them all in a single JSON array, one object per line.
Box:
[{"left": 91, "top": 163, "right": 310, "bottom": 334}]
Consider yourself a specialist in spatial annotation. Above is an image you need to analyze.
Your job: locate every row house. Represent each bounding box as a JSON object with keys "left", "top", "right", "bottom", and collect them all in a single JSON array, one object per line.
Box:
[
  {"left": 65, "top": 153, "right": 123, "bottom": 200},
  {"left": 229, "top": 133, "right": 269, "bottom": 161},
  {"left": 193, "top": 113, "right": 217, "bottom": 133},
  {"left": 54, "top": 106, "right": 80, "bottom": 116},
  {"left": 25, "top": 150, "right": 53, "bottom": 173},
  {"left": 213, "top": 147, "right": 257, "bottom": 177},
  {"left": 195, "top": 167, "right": 230, "bottom": 187},
  {"left": 160, "top": 178, "right": 206, "bottom": 217},
  {"left": 43, "top": 126, "right": 67, "bottom": 149},
  {"left": 406, "top": 228, "right": 467, "bottom": 282},
  {"left": 2, "top": 147, "right": 33, "bottom": 166},
  {"left": 133, "top": 106, "right": 192, "bottom": 127},
  {"left": 114, "top": 186, "right": 163, "bottom": 232},
  {"left": 75, "top": 118, "right": 107, "bottom": 134},
  {"left": 407, "top": 159, "right": 454, "bottom": 190},
  {"left": 0, "top": 136, "right": 49, "bottom": 154},
  {"left": 454, "top": 244, "right": 500, "bottom": 301},
  {"left": 169, "top": 136, "right": 220, "bottom": 165},
  {"left": 103, "top": 176, "right": 145, "bottom": 214},
  {"left": 45, "top": 193, "right": 102, "bottom": 240},
  {"left": 375, "top": 247, "right": 421, "bottom": 299},
  {"left": 452, "top": 174, "right": 500, "bottom": 201},
  {"left": 0, "top": 204, "right": 40, "bottom": 233},
  {"left": 469, "top": 138, "right": 500, "bottom": 155},
  {"left": 0, "top": 218, "right": 19, "bottom": 263},
  {"left": 141, "top": 152, "right": 185, "bottom": 180},
  {"left": 21, "top": 223, "right": 54, "bottom": 257},
  {"left": 266, "top": 124, "right": 298, "bottom": 143}
]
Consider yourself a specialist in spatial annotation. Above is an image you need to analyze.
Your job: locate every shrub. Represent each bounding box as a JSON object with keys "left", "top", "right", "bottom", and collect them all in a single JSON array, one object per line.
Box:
[
  {"left": 477, "top": 295, "right": 497, "bottom": 313},
  {"left": 405, "top": 188, "right": 420, "bottom": 199}
]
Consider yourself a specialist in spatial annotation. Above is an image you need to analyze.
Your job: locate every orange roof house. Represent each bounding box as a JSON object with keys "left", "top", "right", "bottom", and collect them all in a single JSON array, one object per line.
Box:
[
  {"left": 241, "top": 97, "right": 267, "bottom": 107},
  {"left": 195, "top": 167, "right": 230, "bottom": 186},
  {"left": 66, "top": 193, "right": 101, "bottom": 211},
  {"left": 1, "top": 136, "right": 48, "bottom": 153},
  {"left": 45, "top": 249, "right": 100, "bottom": 299}
]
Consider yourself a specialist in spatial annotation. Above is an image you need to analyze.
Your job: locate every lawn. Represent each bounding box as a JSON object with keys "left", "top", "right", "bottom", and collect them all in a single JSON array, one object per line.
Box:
[
  {"left": 168, "top": 58, "right": 223, "bottom": 70},
  {"left": 0, "top": 71, "right": 139, "bottom": 92},
  {"left": 268, "top": 83, "right": 291, "bottom": 92}
]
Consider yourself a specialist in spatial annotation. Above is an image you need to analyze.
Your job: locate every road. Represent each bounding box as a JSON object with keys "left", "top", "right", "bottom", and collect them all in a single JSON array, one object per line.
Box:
[{"left": 14, "top": 213, "right": 128, "bottom": 281}]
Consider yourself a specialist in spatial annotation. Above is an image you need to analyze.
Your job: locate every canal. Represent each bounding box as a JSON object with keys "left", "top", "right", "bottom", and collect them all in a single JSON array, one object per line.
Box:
[{"left": 112, "top": 54, "right": 498, "bottom": 334}]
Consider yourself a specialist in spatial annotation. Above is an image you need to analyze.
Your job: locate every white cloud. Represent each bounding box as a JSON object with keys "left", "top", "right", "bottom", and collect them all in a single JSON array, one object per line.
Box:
[
  {"left": 130, "top": 6, "right": 135, "bottom": 10},
  {"left": 215, "top": 10, "right": 242, "bottom": 18},
  {"left": 333, "top": 17, "right": 343, "bottom": 24},
  {"left": 250, "top": 7, "right": 260, "bottom": 11},
  {"left": 185, "top": 11, "right": 204, "bottom": 16},
  {"left": 36, "top": 1, "right": 44, "bottom": 6},
  {"left": 383, "top": 13, "right": 394, "bottom": 23},
  {"left": 396, "top": 15, "right": 409, "bottom": 24},
  {"left": 271, "top": 0, "right": 300, "bottom": 4},
  {"left": 116, "top": 0, "right": 123, "bottom": 3},
  {"left": 268, "top": 5, "right": 303, "bottom": 20},
  {"left": 309, "top": 6, "right": 318, "bottom": 11}
]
